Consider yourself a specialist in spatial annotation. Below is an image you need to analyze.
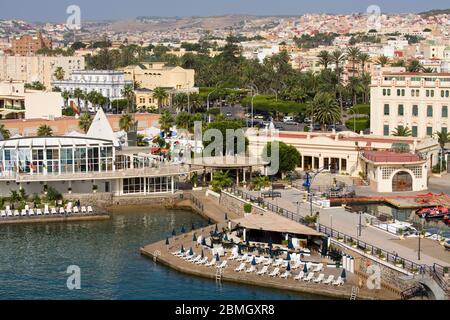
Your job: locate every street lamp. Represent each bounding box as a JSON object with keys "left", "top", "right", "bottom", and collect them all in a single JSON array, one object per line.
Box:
[
  {"left": 303, "top": 172, "right": 313, "bottom": 216},
  {"left": 248, "top": 84, "right": 258, "bottom": 128}
]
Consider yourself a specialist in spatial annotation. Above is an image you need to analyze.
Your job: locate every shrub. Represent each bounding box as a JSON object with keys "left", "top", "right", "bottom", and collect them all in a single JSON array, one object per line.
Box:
[
  {"left": 345, "top": 118, "right": 370, "bottom": 132},
  {"left": 45, "top": 187, "right": 62, "bottom": 202},
  {"left": 243, "top": 203, "right": 252, "bottom": 214}
]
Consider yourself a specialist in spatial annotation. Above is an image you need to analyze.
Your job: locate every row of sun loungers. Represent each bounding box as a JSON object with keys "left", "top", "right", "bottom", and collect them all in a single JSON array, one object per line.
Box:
[
  {"left": 171, "top": 250, "right": 229, "bottom": 269},
  {"left": 0, "top": 204, "right": 94, "bottom": 218}
]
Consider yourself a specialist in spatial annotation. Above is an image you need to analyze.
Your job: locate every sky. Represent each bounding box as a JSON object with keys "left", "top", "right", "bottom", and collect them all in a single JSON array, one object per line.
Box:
[{"left": 1, "top": 0, "right": 450, "bottom": 22}]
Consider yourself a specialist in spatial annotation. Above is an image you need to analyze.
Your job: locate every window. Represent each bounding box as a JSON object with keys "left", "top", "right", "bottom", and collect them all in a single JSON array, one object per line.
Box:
[
  {"left": 383, "top": 125, "right": 389, "bottom": 136},
  {"left": 442, "top": 106, "right": 448, "bottom": 118},
  {"left": 426, "top": 126, "right": 433, "bottom": 136},
  {"left": 46, "top": 149, "right": 59, "bottom": 174},
  {"left": 60, "top": 148, "right": 73, "bottom": 173},
  {"left": 412, "top": 126, "right": 418, "bottom": 137},
  {"left": 398, "top": 104, "right": 404, "bottom": 116},
  {"left": 442, "top": 127, "right": 448, "bottom": 135},
  {"left": 412, "top": 105, "right": 418, "bottom": 117},
  {"left": 411, "top": 89, "right": 419, "bottom": 97},
  {"left": 123, "top": 177, "right": 144, "bottom": 194},
  {"left": 427, "top": 105, "right": 433, "bottom": 117},
  {"left": 383, "top": 88, "right": 391, "bottom": 96},
  {"left": 384, "top": 104, "right": 390, "bottom": 115}
]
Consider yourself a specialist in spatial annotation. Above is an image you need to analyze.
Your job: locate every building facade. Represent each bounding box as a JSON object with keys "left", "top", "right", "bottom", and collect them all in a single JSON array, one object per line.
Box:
[
  {"left": 11, "top": 33, "right": 52, "bottom": 56},
  {"left": 370, "top": 72, "right": 450, "bottom": 138},
  {"left": 0, "top": 55, "right": 85, "bottom": 89}
]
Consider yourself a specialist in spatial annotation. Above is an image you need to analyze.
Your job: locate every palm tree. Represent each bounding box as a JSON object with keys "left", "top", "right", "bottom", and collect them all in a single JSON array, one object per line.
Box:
[
  {"left": 358, "top": 53, "right": 371, "bottom": 74},
  {"left": 317, "top": 50, "right": 331, "bottom": 70},
  {"left": 53, "top": 67, "right": 65, "bottom": 80},
  {"left": 0, "top": 124, "right": 11, "bottom": 140},
  {"left": 407, "top": 60, "right": 422, "bottom": 72},
  {"left": 347, "top": 47, "right": 361, "bottom": 76},
  {"left": 422, "top": 67, "right": 435, "bottom": 73},
  {"left": 119, "top": 113, "right": 135, "bottom": 132},
  {"left": 78, "top": 112, "right": 92, "bottom": 133},
  {"left": 73, "top": 88, "right": 84, "bottom": 112},
  {"left": 211, "top": 170, "right": 233, "bottom": 193},
  {"left": 376, "top": 55, "right": 390, "bottom": 67},
  {"left": 159, "top": 110, "right": 174, "bottom": 135},
  {"left": 61, "top": 90, "right": 71, "bottom": 108},
  {"left": 435, "top": 130, "right": 450, "bottom": 173},
  {"left": 307, "top": 92, "right": 341, "bottom": 130},
  {"left": 153, "top": 87, "right": 169, "bottom": 110},
  {"left": 37, "top": 124, "right": 53, "bottom": 137},
  {"left": 347, "top": 76, "right": 365, "bottom": 105},
  {"left": 331, "top": 49, "right": 346, "bottom": 121},
  {"left": 392, "top": 126, "right": 412, "bottom": 136},
  {"left": 121, "top": 84, "right": 135, "bottom": 112}
]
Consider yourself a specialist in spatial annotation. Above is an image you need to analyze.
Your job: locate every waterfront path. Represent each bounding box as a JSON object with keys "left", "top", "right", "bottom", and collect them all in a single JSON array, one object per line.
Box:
[
  {"left": 185, "top": 190, "right": 239, "bottom": 224},
  {"left": 244, "top": 188, "right": 450, "bottom": 267}
]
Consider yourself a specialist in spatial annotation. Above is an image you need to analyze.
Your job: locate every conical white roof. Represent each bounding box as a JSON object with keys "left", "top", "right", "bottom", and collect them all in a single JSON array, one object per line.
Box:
[{"left": 87, "top": 108, "right": 120, "bottom": 147}]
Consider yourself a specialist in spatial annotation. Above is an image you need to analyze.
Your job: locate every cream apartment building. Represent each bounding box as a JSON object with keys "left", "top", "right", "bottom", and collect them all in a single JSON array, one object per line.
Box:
[
  {"left": 370, "top": 72, "right": 450, "bottom": 138},
  {"left": 122, "top": 62, "right": 195, "bottom": 90},
  {"left": 0, "top": 55, "right": 85, "bottom": 89}
]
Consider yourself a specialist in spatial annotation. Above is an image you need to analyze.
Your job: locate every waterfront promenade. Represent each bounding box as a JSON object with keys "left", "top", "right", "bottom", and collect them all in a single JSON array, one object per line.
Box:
[{"left": 245, "top": 188, "right": 450, "bottom": 267}]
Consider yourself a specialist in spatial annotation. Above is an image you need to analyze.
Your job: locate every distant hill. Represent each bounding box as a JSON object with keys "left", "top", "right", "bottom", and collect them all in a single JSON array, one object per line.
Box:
[{"left": 419, "top": 9, "right": 450, "bottom": 17}]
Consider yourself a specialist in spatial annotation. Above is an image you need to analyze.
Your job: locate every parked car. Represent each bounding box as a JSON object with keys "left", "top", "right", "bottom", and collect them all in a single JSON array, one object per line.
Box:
[{"left": 283, "top": 116, "right": 294, "bottom": 123}]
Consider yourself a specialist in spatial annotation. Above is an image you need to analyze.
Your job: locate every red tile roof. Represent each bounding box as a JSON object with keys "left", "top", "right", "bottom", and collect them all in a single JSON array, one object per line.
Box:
[{"left": 362, "top": 150, "right": 423, "bottom": 163}]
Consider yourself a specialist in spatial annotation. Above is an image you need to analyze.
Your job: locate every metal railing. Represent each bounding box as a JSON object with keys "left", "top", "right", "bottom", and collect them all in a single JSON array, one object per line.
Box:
[{"left": 182, "top": 192, "right": 204, "bottom": 213}]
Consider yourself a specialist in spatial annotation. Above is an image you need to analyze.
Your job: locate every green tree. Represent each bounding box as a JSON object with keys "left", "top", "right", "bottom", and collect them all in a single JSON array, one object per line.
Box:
[
  {"left": 153, "top": 87, "right": 169, "bottom": 109},
  {"left": 211, "top": 170, "right": 233, "bottom": 192},
  {"left": 262, "top": 141, "right": 301, "bottom": 176},
  {"left": 203, "top": 119, "right": 248, "bottom": 156},
  {"left": 121, "top": 84, "right": 135, "bottom": 112},
  {"left": 78, "top": 113, "right": 92, "bottom": 133},
  {"left": 53, "top": 67, "right": 65, "bottom": 80},
  {"left": 392, "top": 126, "right": 412, "bottom": 136},
  {"left": 435, "top": 130, "right": 450, "bottom": 173},
  {"left": 346, "top": 47, "right": 361, "bottom": 76},
  {"left": 0, "top": 124, "right": 11, "bottom": 140},
  {"left": 307, "top": 92, "right": 341, "bottom": 129},
  {"left": 159, "top": 110, "right": 174, "bottom": 134},
  {"left": 119, "top": 113, "right": 135, "bottom": 132},
  {"left": 376, "top": 55, "right": 390, "bottom": 67},
  {"left": 407, "top": 60, "right": 423, "bottom": 72},
  {"left": 73, "top": 88, "right": 85, "bottom": 111},
  {"left": 331, "top": 49, "right": 346, "bottom": 120},
  {"left": 37, "top": 125, "right": 53, "bottom": 137},
  {"left": 137, "top": 134, "right": 149, "bottom": 147},
  {"left": 317, "top": 50, "right": 331, "bottom": 70}
]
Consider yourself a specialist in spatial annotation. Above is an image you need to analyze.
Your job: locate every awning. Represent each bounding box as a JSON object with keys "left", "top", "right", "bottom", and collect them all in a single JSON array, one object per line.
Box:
[{"left": 231, "top": 212, "right": 323, "bottom": 237}]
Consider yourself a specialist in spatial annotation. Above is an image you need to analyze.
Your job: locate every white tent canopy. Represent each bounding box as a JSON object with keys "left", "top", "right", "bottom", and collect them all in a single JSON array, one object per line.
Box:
[{"left": 87, "top": 108, "right": 120, "bottom": 147}]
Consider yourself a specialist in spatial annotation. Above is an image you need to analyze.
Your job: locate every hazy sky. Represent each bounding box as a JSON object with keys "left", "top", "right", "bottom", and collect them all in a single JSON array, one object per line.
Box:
[{"left": 1, "top": 0, "right": 449, "bottom": 22}]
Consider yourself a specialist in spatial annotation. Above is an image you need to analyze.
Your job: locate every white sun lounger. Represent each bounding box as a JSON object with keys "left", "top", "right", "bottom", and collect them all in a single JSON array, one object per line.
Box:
[
  {"left": 269, "top": 267, "right": 280, "bottom": 277},
  {"left": 332, "top": 276, "right": 344, "bottom": 286},
  {"left": 51, "top": 208, "right": 57, "bottom": 215},
  {"left": 291, "top": 261, "right": 303, "bottom": 270},
  {"left": 245, "top": 265, "right": 256, "bottom": 273},
  {"left": 205, "top": 258, "right": 216, "bottom": 267},
  {"left": 171, "top": 250, "right": 181, "bottom": 256},
  {"left": 44, "top": 205, "right": 49, "bottom": 215},
  {"left": 246, "top": 255, "right": 254, "bottom": 263},
  {"left": 237, "top": 254, "right": 248, "bottom": 262},
  {"left": 228, "top": 252, "right": 239, "bottom": 260},
  {"left": 1, "top": 210, "right": 6, "bottom": 217},
  {"left": 294, "top": 271, "right": 305, "bottom": 281},
  {"left": 59, "top": 207, "right": 65, "bottom": 214},
  {"left": 313, "top": 263, "right": 323, "bottom": 272},
  {"left": 21, "top": 209, "right": 27, "bottom": 216},
  {"left": 196, "top": 257, "right": 208, "bottom": 265},
  {"left": 189, "top": 255, "right": 202, "bottom": 263},
  {"left": 36, "top": 209, "right": 42, "bottom": 216},
  {"left": 256, "top": 257, "right": 266, "bottom": 264},
  {"left": 257, "top": 266, "right": 269, "bottom": 275},
  {"left": 7, "top": 210, "right": 13, "bottom": 217},
  {"left": 87, "top": 206, "right": 93, "bottom": 213},
  {"left": 73, "top": 206, "right": 79, "bottom": 213},
  {"left": 217, "top": 261, "right": 227, "bottom": 269},
  {"left": 6, "top": 205, "right": 10, "bottom": 211},
  {"left": 280, "top": 271, "right": 291, "bottom": 279},
  {"left": 14, "top": 210, "right": 20, "bottom": 217},
  {"left": 314, "top": 273, "right": 325, "bottom": 283},
  {"left": 25, "top": 205, "right": 30, "bottom": 211},
  {"left": 323, "top": 275, "right": 335, "bottom": 285},
  {"left": 303, "top": 272, "right": 315, "bottom": 282},
  {"left": 272, "top": 259, "right": 283, "bottom": 267},
  {"left": 263, "top": 258, "right": 273, "bottom": 266},
  {"left": 183, "top": 254, "right": 195, "bottom": 261},
  {"left": 235, "top": 263, "right": 246, "bottom": 272},
  {"left": 81, "top": 206, "right": 87, "bottom": 213},
  {"left": 29, "top": 209, "right": 34, "bottom": 216}
]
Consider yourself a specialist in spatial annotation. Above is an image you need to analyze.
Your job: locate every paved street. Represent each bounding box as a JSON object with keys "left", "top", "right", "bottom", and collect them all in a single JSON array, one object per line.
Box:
[{"left": 245, "top": 188, "right": 450, "bottom": 266}]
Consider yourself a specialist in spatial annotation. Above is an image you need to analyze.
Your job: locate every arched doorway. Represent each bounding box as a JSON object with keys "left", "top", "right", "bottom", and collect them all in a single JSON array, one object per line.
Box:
[{"left": 392, "top": 171, "right": 413, "bottom": 192}]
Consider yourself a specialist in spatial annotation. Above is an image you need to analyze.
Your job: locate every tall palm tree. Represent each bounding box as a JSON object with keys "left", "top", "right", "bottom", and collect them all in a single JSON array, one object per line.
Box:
[
  {"left": 78, "top": 112, "right": 92, "bottom": 133},
  {"left": 121, "top": 84, "right": 135, "bottom": 113},
  {"left": 331, "top": 49, "right": 346, "bottom": 121},
  {"left": 61, "top": 90, "right": 71, "bottom": 108},
  {"left": 422, "top": 67, "right": 435, "bottom": 73},
  {"left": 307, "top": 92, "right": 341, "bottom": 130},
  {"left": 435, "top": 130, "right": 450, "bottom": 173},
  {"left": 119, "top": 113, "right": 135, "bottom": 132},
  {"left": 53, "top": 67, "right": 65, "bottom": 80},
  {"left": 153, "top": 87, "right": 169, "bottom": 110},
  {"left": 159, "top": 109, "right": 174, "bottom": 135},
  {"left": 0, "top": 124, "right": 11, "bottom": 140},
  {"left": 392, "top": 126, "right": 412, "bottom": 136},
  {"left": 73, "top": 88, "right": 84, "bottom": 112},
  {"left": 317, "top": 50, "right": 331, "bottom": 70},
  {"left": 407, "top": 60, "right": 422, "bottom": 72},
  {"left": 358, "top": 53, "right": 371, "bottom": 74},
  {"left": 376, "top": 55, "right": 390, "bottom": 67},
  {"left": 347, "top": 47, "right": 361, "bottom": 76},
  {"left": 37, "top": 125, "right": 53, "bottom": 137},
  {"left": 347, "top": 76, "right": 365, "bottom": 105}
]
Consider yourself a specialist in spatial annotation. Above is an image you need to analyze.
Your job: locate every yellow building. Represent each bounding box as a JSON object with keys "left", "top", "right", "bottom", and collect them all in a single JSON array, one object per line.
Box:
[{"left": 122, "top": 62, "right": 195, "bottom": 91}]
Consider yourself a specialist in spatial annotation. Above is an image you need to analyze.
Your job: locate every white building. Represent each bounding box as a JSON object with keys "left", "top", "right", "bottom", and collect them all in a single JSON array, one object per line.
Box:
[
  {"left": 52, "top": 70, "right": 132, "bottom": 111},
  {"left": 370, "top": 72, "right": 450, "bottom": 138}
]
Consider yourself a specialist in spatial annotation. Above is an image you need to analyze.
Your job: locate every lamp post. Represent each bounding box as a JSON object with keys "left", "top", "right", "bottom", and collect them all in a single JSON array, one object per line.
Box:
[
  {"left": 303, "top": 172, "right": 313, "bottom": 216},
  {"left": 358, "top": 211, "right": 363, "bottom": 237}
]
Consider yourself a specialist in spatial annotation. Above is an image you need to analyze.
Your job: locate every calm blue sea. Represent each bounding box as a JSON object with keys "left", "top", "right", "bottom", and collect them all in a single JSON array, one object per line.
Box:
[{"left": 0, "top": 208, "right": 326, "bottom": 300}]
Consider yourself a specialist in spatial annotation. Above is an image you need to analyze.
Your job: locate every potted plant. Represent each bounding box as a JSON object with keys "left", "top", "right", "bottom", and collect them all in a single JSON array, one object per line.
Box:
[
  {"left": 365, "top": 217, "right": 371, "bottom": 226},
  {"left": 92, "top": 185, "right": 98, "bottom": 193},
  {"left": 398, "top": 229, "right": 404, "bottom": 240},
  {"left": 43, "top": 184, "right": 48, "bottom": 195},
  {"left": 67, "top": 187, "right": 72, "bottom": 194},
  {"left": 243, "top": 203, "right": 252, "bottom": 215}
]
